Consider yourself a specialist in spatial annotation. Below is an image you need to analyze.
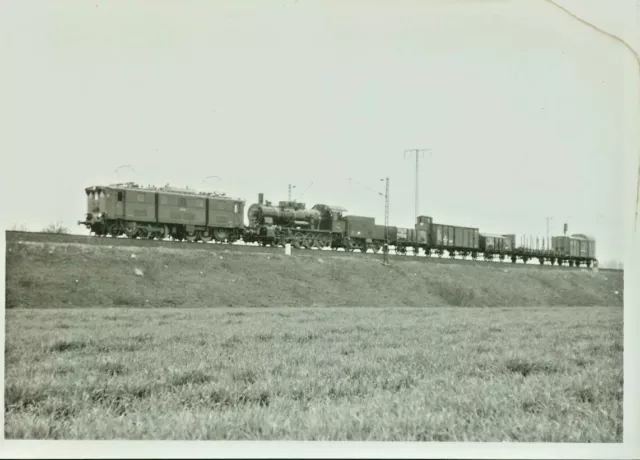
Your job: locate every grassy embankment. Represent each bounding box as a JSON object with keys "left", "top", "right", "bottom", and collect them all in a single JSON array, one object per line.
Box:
[{"left": 5, "top": 241, "right": 624, "bottom": 309}]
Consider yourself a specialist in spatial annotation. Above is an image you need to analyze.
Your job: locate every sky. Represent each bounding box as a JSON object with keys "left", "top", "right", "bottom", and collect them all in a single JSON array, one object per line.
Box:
[{"left": 1, "top": 0, "right": 638, "bottom": 264}]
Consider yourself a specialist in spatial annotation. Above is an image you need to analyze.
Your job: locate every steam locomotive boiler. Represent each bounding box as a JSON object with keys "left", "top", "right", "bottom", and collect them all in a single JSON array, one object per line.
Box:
[{"left": 244, "top": 193, "right": 334, "bottom": 249}]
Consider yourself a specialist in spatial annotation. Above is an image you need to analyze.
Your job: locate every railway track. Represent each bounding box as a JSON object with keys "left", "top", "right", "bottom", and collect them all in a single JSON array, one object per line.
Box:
[{"left": 5, "top": 231, "right": 621, "bottom": 273}]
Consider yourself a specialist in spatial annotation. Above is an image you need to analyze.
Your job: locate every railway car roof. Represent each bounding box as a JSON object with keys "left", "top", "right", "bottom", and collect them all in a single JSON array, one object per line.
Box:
[
  {"left": 479, "top": 233, "right": 508, "bottom": 238},
  {"left": 571, "top": 233, "right": 596, "bottom": 241},
  {"left": 84, "top": 184, "right": 244, "bottom": 201}
]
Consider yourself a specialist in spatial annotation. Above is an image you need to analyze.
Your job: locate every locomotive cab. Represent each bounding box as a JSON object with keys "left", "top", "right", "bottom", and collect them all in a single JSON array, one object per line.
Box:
[
  {"left": 79, "top": 185, "right": 118, "bottom": 233},
  {"left": 311, "top": 204, "right": 347, "bottom": 232}
]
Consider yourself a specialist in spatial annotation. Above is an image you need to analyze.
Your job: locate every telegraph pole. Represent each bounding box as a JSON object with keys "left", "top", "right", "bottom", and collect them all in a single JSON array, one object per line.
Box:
[
  {"left": 404, "top": 149, "right": 431, "bottom": 224},
  {"left": 382, "top": 177, "right": 390, "bottom": 265}
]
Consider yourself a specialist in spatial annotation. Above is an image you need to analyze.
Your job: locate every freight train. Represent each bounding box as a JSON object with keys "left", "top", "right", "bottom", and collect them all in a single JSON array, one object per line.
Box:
[{"left": 78, "top": 182, "right": 598, "bottom": 267}]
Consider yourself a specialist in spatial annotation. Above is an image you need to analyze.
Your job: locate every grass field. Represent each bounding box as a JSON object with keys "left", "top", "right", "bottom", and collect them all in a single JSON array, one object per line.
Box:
[{"left": 4, "top": 306, "right": 623, "bottom": 441}]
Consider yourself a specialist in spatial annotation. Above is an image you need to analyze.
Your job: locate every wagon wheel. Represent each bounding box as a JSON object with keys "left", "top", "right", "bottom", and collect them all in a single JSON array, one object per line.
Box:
[
  {"left": 425, "top": 249, "right": 431, "bottom": 257},
  {"left": 200, "top": 230, "right": 213, "bottom": 242},
  {"left": 292, "top": 232, "right": 303, "bottom": 249},
  {"left": 413, "top": 246, "right": 420, "bottom": 256},
  {"left": 372, "top": 243, "right": 381, "bottom": 253},
  {"left": 186, "top": 231, "right": 198, "bottom": 243},
  {"left": 361, "top": 243, "right": 369, "bottom": 253},
  {"left": 271, "top": 238, "right": 281, "bottom": 247}
]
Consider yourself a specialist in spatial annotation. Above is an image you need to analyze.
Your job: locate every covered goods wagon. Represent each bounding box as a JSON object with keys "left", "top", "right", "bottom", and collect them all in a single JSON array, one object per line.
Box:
[{"left": 430, "top": 223, "right": 479, "bottom": 250}]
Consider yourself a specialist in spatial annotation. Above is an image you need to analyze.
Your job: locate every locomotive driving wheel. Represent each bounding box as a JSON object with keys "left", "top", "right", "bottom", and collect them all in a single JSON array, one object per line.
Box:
[
  {"left": 213, "top": 229, "right": 229, "bottom": 242},
  {"left": 124, "top": 222, "right": 138, "bottom": 238},
  {"left": 108, "top": 223, "right": 121, "bottom": 237},
  {"left": 292, "top": 232, "right": 303, "bottom": 249},
  {"left": 301, "top": 234, "right": 312, "bottom": 249}
]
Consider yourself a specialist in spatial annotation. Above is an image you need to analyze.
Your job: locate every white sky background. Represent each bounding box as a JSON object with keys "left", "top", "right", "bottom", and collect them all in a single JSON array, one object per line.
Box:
[{"left": 1, "top": 0, "right": 638, "bottom": 264}]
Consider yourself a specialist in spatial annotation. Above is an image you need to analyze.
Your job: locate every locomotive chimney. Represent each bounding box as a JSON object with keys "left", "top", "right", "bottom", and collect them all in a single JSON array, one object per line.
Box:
[{"left": 258, "top": 193, "right": 264, "bottom": 205}]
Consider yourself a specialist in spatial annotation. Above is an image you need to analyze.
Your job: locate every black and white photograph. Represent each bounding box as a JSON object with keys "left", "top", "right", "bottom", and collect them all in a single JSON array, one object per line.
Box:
[{"left": 1, "top": 0, "right": 638, "bottom": 458}]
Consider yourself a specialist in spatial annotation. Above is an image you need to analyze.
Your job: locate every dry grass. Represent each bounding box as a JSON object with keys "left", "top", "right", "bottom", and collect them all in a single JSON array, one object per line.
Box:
[
  {"left": 5, "top": 242, "right": 624, "bottom": 309},
  {"left": 4, "top": 306, "right": 622, "bottom": 441}
]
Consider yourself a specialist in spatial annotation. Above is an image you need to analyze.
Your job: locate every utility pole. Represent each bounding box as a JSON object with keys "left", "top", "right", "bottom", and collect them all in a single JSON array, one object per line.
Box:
[
  {"left": 382, "top": 177, "right": 390, "bottom": 265},
  {"left": 288, "top": 184, "right": 296, "bottom": 201},
  {"left": 404, "top": 149, "right": 431, "bottom": 225}
]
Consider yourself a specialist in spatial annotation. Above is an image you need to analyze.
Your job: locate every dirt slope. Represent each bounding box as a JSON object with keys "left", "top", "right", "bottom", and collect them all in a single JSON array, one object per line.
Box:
[{"left": 5, "top": 241, "right": 624, "bottom": 308}]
